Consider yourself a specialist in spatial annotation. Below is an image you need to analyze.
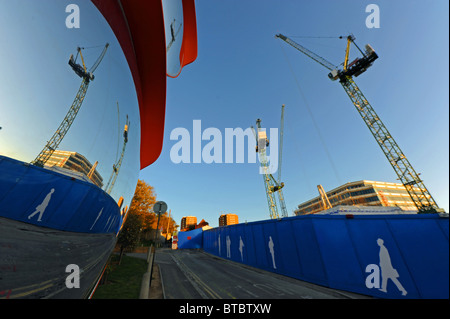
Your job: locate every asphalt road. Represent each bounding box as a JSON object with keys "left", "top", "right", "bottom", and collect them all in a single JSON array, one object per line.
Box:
[
  {"left": 145, "top": 248, "right": 371, "bottom": 299},
  {"left": 0, "top": 217, "right": 115, "bottom": 299}
]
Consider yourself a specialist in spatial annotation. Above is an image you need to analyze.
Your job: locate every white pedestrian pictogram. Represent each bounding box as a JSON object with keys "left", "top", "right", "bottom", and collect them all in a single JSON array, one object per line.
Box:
[
  {"left": 239, "top": 236, "right": 245, "bottom": 262},
  {"left": 377, "top": 238, "right": 407, "bottom": 296},
  {"left": 268, "top": 236, "right": 276, "bottom": 269},
  {"left": 28, "top": 188, "right": 55, "bottom": 221}
]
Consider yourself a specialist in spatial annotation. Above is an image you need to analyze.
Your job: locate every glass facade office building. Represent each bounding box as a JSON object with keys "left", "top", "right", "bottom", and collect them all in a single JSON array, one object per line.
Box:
[
  {"left": 295, "top": 180, "right": 423, "bottom": 215},
  {"left": 43, "top": 150, "right": 104, "bottom": 188}
]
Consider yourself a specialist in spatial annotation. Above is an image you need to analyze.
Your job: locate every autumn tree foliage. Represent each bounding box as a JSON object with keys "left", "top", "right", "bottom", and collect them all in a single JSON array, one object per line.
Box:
[
  {"left": 129, "top": 179, "right": 157, "bottom": 232},
  {"left": 117, "top": 180, "right": 177, "bottom": 256}
]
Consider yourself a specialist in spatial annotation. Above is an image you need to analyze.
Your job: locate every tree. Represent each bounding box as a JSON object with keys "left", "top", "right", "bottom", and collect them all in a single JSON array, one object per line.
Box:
[
  {"left": 158, "top": 211, "right": 178, "bottom": 240},
  {"left": 116, "top": 212, "right": 141, "bottom": 264},
  {"left": 129, "top": 179, "right": 157, "bottom": 232},
  {"left": 116, "top": 179, "right": 178, "bottom": 256},
  {"left": 116, "top": 179, "right": 156, "bottom": 263}
]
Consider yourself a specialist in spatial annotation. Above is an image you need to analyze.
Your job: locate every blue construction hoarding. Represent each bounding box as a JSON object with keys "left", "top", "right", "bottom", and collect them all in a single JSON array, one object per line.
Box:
[
  {"left": 178, "top": 227, "right": 203, "bottom": 249},
  {"left": 198, "top": 213, "right": 449, "bottom": 299},
  {"left": 0, "top": 155, "right": 122, "bottom": 234}
]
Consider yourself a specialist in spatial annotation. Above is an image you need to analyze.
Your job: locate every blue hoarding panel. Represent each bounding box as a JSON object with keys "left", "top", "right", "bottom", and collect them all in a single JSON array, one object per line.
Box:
[
  {"left": 345, "top": 217, "right": 420, "bottom": 298},
  {"left": 290, "top": 217, "right": 328, "bottom": 285},
  {"left": 261, "top": 222, "right": 282, "bottom": 274},
  {"left": 387, "top": 217, "right": 449, "bottom": 299},
  {"left": 0, "top": 166, "right": 56, "bottom": 221},
  {"left": 439, "top": 217, "right": 449, "bottom": 240},
  {"left": 0, "top": 156, "right": 28, "bottom": 203},
  {"left": 216, "top": 228, "right": 225, "bottom": 257},
  {"left": 231, "top": 225, "right": 245, "bottom": 263},
  {"left": 202, "top": 214, "right": 449, "bottom": 299},
  {"left": 252, "top": 223, "right": 270, "bottom": 271},
  {"left": 178, "top": 228, "right": 203, "bottom": 249},
  {"left": 275, "top": 221, "right": 301, "bottom": 278},
  {"left": 244, "top": 224, "right": 256, "bottom": 267},
  {"left": 0, "top": 155, "right": 121, "bottom": 235},
  {"left": 312, "top": 217, "right": 365, "bottom": 291}
]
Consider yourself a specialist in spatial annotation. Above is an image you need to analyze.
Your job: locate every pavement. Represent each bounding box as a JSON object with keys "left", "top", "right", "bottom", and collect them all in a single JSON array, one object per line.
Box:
[
  {"left": 148, "top": 262, "right": 163, "bottom": 299},
  {"left": 127, "top": 248, "right": 371, "bottom": 299}
]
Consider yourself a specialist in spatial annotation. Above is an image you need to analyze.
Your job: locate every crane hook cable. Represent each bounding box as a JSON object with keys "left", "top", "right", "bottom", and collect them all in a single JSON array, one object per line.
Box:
[
  {"left": 287, "top": 35, "right": 344, "bottom": 39},
  {"left": 277, "top": 41, "right": 343, "bottom": 186}
]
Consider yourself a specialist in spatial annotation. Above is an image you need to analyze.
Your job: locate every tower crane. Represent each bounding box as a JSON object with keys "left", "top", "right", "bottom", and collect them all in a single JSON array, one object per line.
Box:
[
  {"left": 105, "top": 113, "right": 130, "bottom": 194},
  {"left": 32, "top": 43, "right": 109, "bottom": 167},
  {"left": 276, "top": 33, "right": 443, "bottom": 214},
  {"left": 251, "top": 104, "right": 288, "bottom": 219},
  {"left": 277, "top": 104, "right": 288, "bottom": 217}
]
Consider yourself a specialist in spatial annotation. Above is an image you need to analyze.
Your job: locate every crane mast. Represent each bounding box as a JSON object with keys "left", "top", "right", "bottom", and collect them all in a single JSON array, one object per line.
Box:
[
  {"left": 31, "top": 43, "right": 109, "bottom": 167},
  {"left": 340, "top": 76, "right": 439, "bottom": 212},
  {"left": 105, "top": 114, "right": 130, "bottom": 194},
  {"left": 252, "top": 120, "right": 279, "bottom": 219},
  {"left": 277, "top": 104, "right": 288, "bottom": 218},
  {"left": 276, "top": 33, "right": 442, "bottom": 213},
  {"left": 252, "top": 105, "right": 288, "bottom": 219}
]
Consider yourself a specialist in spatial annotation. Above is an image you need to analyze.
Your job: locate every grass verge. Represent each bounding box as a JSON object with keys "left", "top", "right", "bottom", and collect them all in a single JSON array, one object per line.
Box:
[{"left": 91, "top": 254, "right": 147, "bottom": 299}]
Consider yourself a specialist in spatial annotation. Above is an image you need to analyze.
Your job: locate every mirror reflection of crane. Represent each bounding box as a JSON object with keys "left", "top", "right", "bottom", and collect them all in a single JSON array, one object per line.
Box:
[
  {"left": 105, "top": 112, "right": 129, "bottom": 195},
  {"left": 252, "top": 104, "right": 288, "bottom": 219},
  {"left": 276, "top": 33, "right": 444, "bottom": 214},
  {"left": 166, "top": 19, "right": 182, "bottom": 53},
  {"left": 32, "top": 43, "right": 109, "bottom": 167}
]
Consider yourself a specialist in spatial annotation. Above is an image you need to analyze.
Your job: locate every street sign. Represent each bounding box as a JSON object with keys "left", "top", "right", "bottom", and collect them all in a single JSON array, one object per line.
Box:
[{"left": 153, "top": 201, "right": 167, "bottom": 214}]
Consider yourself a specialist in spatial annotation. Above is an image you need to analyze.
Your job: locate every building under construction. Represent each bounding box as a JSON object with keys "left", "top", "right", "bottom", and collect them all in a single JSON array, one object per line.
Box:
[
  {"left": 42, "top": 150, "right": 103, "bottom": 188},
  {"left": 219, "top": 214, "right": 239, "bottom": 226},
  {"left": 295, "top": 180, "right": 424, "bottom": 215}
]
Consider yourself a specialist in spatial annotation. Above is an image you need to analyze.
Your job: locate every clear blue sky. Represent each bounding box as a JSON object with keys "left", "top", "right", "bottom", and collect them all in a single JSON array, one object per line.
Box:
[{"left": 141, "top": 0, "right": 449, "bottom": 227}]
